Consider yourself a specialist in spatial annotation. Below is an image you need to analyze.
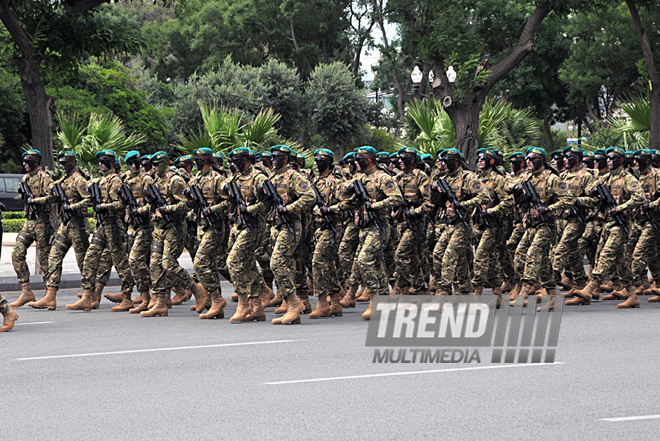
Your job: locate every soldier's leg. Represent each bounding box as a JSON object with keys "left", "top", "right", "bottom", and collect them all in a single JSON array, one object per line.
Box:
[
  {"left": 194, "top": 228, "right": 227, "bottom": 319},
  {"left": 439, "top": 224, "right": 468, "bottom": 294},
  {"left": 32, "top": 225, "right": 71, "bottom": 310},
  {"left": 311, "top": 228, "right": 342, "bottom": 318},
  {"left": 631, "top": 224, "right": 655, "bottom": 288},
  {"left": 432, "top": 226, "right": 450, "bottom": 291},
  {"left": 337, "top": 222, "right": 359, "bottom": 286},
  {"left": 141, "top": 228, "right": 169, "bottom": 317},
  {"left": 271, "top": 222, "right": 304, "bottom": 324},
  {"left": 10, "top": 221, "right": 38, "bottom": 306},
  {"left": 35, "top": 221, "right": 53, "bottom": 284},
  {"left": 103, "top": 219, "right": 135, "bottom": 311},
  {"left": 471, "top": 227, "right": 494, "bottom": 292},
  {"left": 227, "top": 225, "right": 263, "bottom": 322},
  {"left": 66, "top": 228, "right": 108, "bottom": 311},
  {"left": 162, "top": 226, "right": 194, "bottom": 292},
  {"left": 394, "top": 226, "right": 418, "bottom": 293}
]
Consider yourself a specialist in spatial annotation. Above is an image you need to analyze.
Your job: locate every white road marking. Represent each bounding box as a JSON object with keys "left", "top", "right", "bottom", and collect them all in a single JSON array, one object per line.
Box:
[
  {"left": 601, "top": 415, "right": 660, "bottom": 422},
  {"left": 266, "top": 362, "right": 565, "bottom": 385},
  {"left": 14, "top": 321, "right": 54, "bottom": 326},
  {"left": 17, "top": 339, "right": 299, "bottom": 361}
]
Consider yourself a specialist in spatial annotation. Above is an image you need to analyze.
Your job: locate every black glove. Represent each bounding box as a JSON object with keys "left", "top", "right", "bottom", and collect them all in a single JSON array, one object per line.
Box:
[
  {"left": 239, "top": 202, "right": 249, "bottom": 215},
  {"left": 610, "top": 206, "right": 618, "bottom": 216},
  {"left": 364, "top": 200, "right": 374, "bottom": 211},
  {"left": 320, "top": 205, "right": 330, "bottom": 216},
  {"left": 643, "top": 202, "right": 650, "bottom": 212},
  {"left": 536, "top": 206, "right": 549, "bottom": 216},
  {"left": 202, "top": 207, "right": 213, "bottom": 219},
  {"left": 276, "top": 204, "right": 287, "bottom": 215}
]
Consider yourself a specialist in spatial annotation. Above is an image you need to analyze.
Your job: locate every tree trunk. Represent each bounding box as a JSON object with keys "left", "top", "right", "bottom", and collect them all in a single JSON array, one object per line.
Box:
[
  {"left": 651, "top": 86, "right": 660, "bottom": 150},
  {"left": 446, "top": 98, "right": 483, "bottom": 166},
  {"left": 543, "top": 112, "right": 554, "bottom": 151},
  {"left": 19, "top": 67, "right": 55, "bottom": 171}
]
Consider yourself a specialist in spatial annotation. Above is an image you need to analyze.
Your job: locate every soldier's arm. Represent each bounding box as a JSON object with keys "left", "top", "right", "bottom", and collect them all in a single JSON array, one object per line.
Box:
[
  {"left": 328, "top": 178, "right": 357, "bottom": 213},
  {"left": 243, "top": 173, "right": 267, "bottom": 216},
  {"left": 69, "top": 176, "right": 93, "bottom": 211},
  {"left": 576, "top": 172, "right": 597, "bottom": 208},
  {"left": 371, "top": 175, "right": 402, "bottom": 210},
  {"left": 461, "top": 174, "right": 489, "bottom": 210},
  {"left": 411, "top": 174, "right": 432, "bottom": 216},
  {"left": 487, "top": 175, "right": 513, "bottom": 216},
  {"left": 32, "top": 172, "right": 56, "bottom": 205},
  {"left": 103, "top": 177, "right": 125, "bottom": 213},
  {"left": 618, "top": 176, "right": 644, "bottom": 212},
  {"left": 166, "top": 176, "right": 189, "bottom": 214},
  {"left": 547, "top": 176, "right": 572, "bottom": 213},
  {"left": 649, "top": 175, "right": 660, "bottom": 209},
  {"left": 285, "top": 174, "right": 315, "bottom": 214}
]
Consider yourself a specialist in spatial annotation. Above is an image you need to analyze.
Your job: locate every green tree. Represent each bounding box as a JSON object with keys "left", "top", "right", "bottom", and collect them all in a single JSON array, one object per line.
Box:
[{"left": 305, "top": 62, "right": 368, "bottom": 157}]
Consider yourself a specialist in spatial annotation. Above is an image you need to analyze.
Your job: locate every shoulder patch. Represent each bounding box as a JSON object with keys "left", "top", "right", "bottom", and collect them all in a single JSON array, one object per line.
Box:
[
  {"left": 299, "top": 180, "right": 310, "bottom": 192},
  {"left": 385, "top": 180, "right": 396, "bottom": 191},
  {"left": 558, "top": 181, "right": 568, "bottom": 193},
  {"left": 629, "top": 180, "right": 640, "bottom": 191},
  {"left": 472, "top": 181, "right": 483, "bottom": 192}
]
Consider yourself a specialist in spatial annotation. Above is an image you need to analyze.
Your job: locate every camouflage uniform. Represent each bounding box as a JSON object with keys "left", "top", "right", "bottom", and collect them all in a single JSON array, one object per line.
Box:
[
  {"left": 71, "top": 167, "right": 134, "bottom": 311},
  {"left": 431, "top": 168, "right": 488, "bottom": 295},
  {"left": 630, "top": 166, "right": 660, "bottom": 289},
  {"left": 124, "top": 169, "right": 154, "bottom": 297},
  {"left": 552, "top": 166, "right": 594, "bottom": 287},
  {"left": 44, "top": 167, "right": 91, "bottom": 291},
  {"left": 12, "top": 166, "right": 54, "bottom": 285},
  {"left": 394, "top": 167, "right": 431, "bottom": 294},
  {"left": 349, "top": 163, "right": 402, "bottom": 318},
  {"left": 471, "top": 168, "right": 513, "bottom": 293}
]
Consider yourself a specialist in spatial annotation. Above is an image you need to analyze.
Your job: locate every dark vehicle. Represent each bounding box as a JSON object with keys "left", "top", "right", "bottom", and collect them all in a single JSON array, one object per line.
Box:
[{"left": 0, "top": 174, "right": 25, "bottom": 212}]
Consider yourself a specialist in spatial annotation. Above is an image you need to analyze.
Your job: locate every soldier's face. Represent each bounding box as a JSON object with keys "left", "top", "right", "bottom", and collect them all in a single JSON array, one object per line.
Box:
[
  {"left": 128, "top": 159, "right": 140, "bottom": 173},
  {"left": 356, "top": 155, "right": 373, "bottom": 171},
  {"left": 565, "top": 154, "right": 579, "bottom": 169},
  {"left": 510, "top": 159, "right": 523, "bottom": 173},
  {"left": 607, "top": 154, "right": 623, "bottom": 170},
  {"left": 443, "top": 157, "right": 459, "bottom": 172},
  {"left": 552, "top": 156, "right": 564, "bottom": 169},
  {"left": 635, "top": 157, "right": 650, "bottom": 171},
  {"left": 230, "top": 156, "right": 249, "bottom": 173},
  {"left": 399, "top": 154, "right": 416, "bottom": 171},
  {"left": 314, "top": 156, "right": 332, "bottom": 173},
  {"left": 98, "top": 156, "right": 113, "bottom": 172},
  {"left": 526, "top": 155, "right": 544, "bottom": 171},
  {"left": 476, "top": 155, "right": 492, "bottom": 171},
  {"left": 155, "top": 161, "right": 168, "bottom": 173},
  {"left": 22, "top": 156, "right": 37, "bottom": 172},
  {"left": 272, "top": 153, "right": 288, "bottom": 170},
  {"left": 346, "top": 159, "right": 356, "bottom": 174},
  {"left": 58, "top": 159, "right": 75, "bottom": 174}
]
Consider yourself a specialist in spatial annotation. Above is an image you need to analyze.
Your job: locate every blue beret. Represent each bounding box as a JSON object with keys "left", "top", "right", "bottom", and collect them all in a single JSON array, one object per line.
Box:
[
  {"left": 442, "top": 148, "right": 462, "bottom": 157},
  {"left": 593, "top": 149, "right": 606, "bottom": 156},
  {"left": 551, "top": 150, "right": 564, "bottom": 157},
  {"left": 476, "top": 148, "right": 494, "bottom": 158},
  {"left": 636, "top": 149, "right": 653, "bottom": 158},
  {"left": 389, "top": 152, "right": 399, "bottom": 158},
  {"left": 606, "top": 146, "right": 626, "bottom": 157},
  {"left": 508, "top": 151, "right": 524, "bottom": 160},
  {"left": 57, "top": 151, "right": 76, "bottom": 160},
  {"left": 315, "top": 148, "right": 335, "bottom": 159},
  {"left": 22, "top": 149, "right": 42, "bottom": 158},
  {"left": 141, "top": 154, "right": 152, "bottom": 161},
  {"left": 355, "top": 146, "right": 377, "bottom": 155},
  {"left": 124, "top": 150, "right": 140, "bottom": 162},
  {"left": 259, "top": 151, "right": 272, "bottom": 158},
  {"left": 421, "top": 154, "right": 432, "bottom": 160},
  {"left": 525, "top": 146, "right": 547, "bottom": 159},
  {"left": 230, "top": 147, "right": 251, "bottom": 157},
  {"left": 150, "top": 151, "right": 168, "bottom": 163},
  {"left": 174, "top": 155, "right": 192, "bottom": 165},
  {"left": 96, "top": 149, "right": 117, "bottom": 159},
  {"left": 194, "top": 147, "right": 214, "bottom": 156},
  {"left": 563, "top": 146, "right": 583, "bottom": 156},
  {"left": 343, "top": 152, "right": 355, "bottom": 160},
  {"left": 397, "top": 146, "right": 418, "bottom": 155},
  {"left": 376, "top": 151, "right": 390, "bottom": 159},
  {"left": 271, "top": 145, "right": 292, "bottom": 154}
]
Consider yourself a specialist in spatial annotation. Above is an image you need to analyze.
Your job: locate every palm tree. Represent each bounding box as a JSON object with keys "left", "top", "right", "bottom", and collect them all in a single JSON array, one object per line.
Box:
[
  {"left": 407, "top": 98, "right": 542, "bottom": 159},
  {"left": 609, "top": 92, "right": 650, "bottom": 151},
  {"left": 57, "top": 113, "right": 146, "bottom": 176}
]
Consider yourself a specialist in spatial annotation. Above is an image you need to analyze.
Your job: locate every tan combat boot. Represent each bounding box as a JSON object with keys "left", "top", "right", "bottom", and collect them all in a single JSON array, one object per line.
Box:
[
  {"left": 132, "top": 293, "right": 143, "bottom": 304},
  {"left": 604, "top": 284, "right": 628, "bottom": 301},
  {"left": 260, "top": 281, "right": 274, "bottom": 308},
  {"left": 29, "top": 286, "right": 57, "bottom": 310},
  {"left": 129, "top": 292, "right": 151, "bottom": 314},
  {"left": 492, "top": 287, "right": 502, "bottom": 309},
  {"left": 244, "top": 297, "right": 266, "bottom": 322},
  {"left": 429, "top": 278, "right": 438, "bottom": 294},
  {"left": 635, "top": 279, "right": 651, "bottom": 296},
  {"left": 643, "top": 282, "right": 659, "bottom": 296},
  {"left": 230, "top": 294, "right": 251, "bottom": 323},
  {"left": 90, "top": 283, "right": 104, "bottom": 309},
  {"left": 356, "top": 287, "right": 370, "bottom": 303},
  {"left": 340, "top": 285, "right": 358, "bottom": 308},
  {"left": 536, "top": 295, "right": 556, "bottom": 312},
  {"left": 599, "top": 280, "right": 615, "bottom": 292},
  {"left": 510, "top": 283, "right": 533, "bottom": 307},
  {"left": 617, "top": 287, "right": 640, "bottom": 309},
  {"left": 275, "top": 293, "right": 304, "bottom": 325},
  {"left": 66, "top": 288, "right": 93, "bottom": 311},
  {"left": 309, "top": 294, "right": 330, "bottom": 319},
  {"left": 10, "top": 282, "right": 36, "bottom": 308},
  {"left": 140, "top": 294, "right": 168, "bottom": 317},
  {"left": 274, "top": 298, "right": 288, "bottom": 314},
  {"left": 472, "top": 286, "right": 484, "bottom": 296},
  {"left": 231, "top": 292, "right": 239, "bottom": 302},
  {"left": 103, "top": 291, "right": 123, "bottom": 303},
  {"left": 535, "top": 287, "right": 549, "bottom": 304},
  {"left": 200, "top": 289, "right": 227, "bottom": 319},
  {"left": 389, "top": 283, "right": 403, "bottom": 296},
  {"left": 328, "top": 293, "right": 343, "bottom": 317},
  {"left": 558, "top": 275, "right": 576, "bottom": 292},
  {"left": 299, "top": 292, "right": 312, "bottom": 314},
  {"left": 362, "top": 292, "right": 375, "bottom": 320},
  {"left": 267, "top": 285, "right": 282, "bottom": 307},
  {"left": 501, "top": 280, "right": 515, "bottom": 293},
  {"left": 508, "top": 282, "right": 522, "bottom": 301},
  {"left": 0, "top": 309, "right": 19, "bottom": 332},
  {"left": 171, "top": 286, "right": 188, "bottom": 305},
  {"left": 648, "top": 293, "right": 660, "bottom": 303},
  {"left": 190, "top": 283, "right": 209, "bottom": 314},
  {"left": 111, "top": 292, "right": 134, "bottom": 312},
  {"left": 566, "top": 279, "right": 597, "bottom": 306}
]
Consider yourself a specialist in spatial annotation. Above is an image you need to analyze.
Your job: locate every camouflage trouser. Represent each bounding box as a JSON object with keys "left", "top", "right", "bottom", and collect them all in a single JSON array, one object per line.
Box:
[
  {"left": 96, "top": 247, "right": 113, "bottom": 286},
  {"left": 592, "top": 224, "right": 631, "bottom": 285},
  {"left": 193, "top": 225, "right": 222, "bottom": 294},
  {"left": 81, "top": 217, "right": 134, "bottom": 295},
  {"left": 255, "top": 221, "right": 274, "bottom": 286},
  {"left": 294, "top": 223, "right": 313, "bottom": 296},
  {"left": 185, "top": 220, "right": 198, "bottom": 261},
  {"left": 552, "top": 218, "right": 587, "bottom": 284},
  {"left": 151, "top": 224, "right": 194, "bottom": 297},
  {"left": 227, "top": 224, "right": 263, "bottom": 298},
  {"left": 394, "top": 222, "right": 423, "bottom": 290},
  {"left": 270, "top": 221, "right": 303, "bottom": 299},
  {"left": 521, "top": 225, "right": 554, "bottom": 286},
  {"left": 631, "top": 221, "right": 659, "bottom": 283},
  {"left": 578, "top": 219, "right": 600, "bottom": 270},
  {"left": 350, "top": 223, "right": 390, "bottom": 296},
  {"left": 471, "top": 225, "right": 502, "bottom": 288},
  {"left": 433, "top": 222, "right": 471, "bottom": 292},
  {"left": 46, "top": 217, "right": 90, "bottom": 289},
  {"left": 128, "top": 224, "right": 152, "bottom": 293},
  {"left": 624, "top": 222, "right": 641, "bottom": 264},
  {"left": 338, "top": 221, "right": 360, "bottom": 286},
  {"left": 0, "top": 295, "right": 9, "bottom": 315},
  {"left": 312, "top": 227, "right": 341, "bottom": 297},
  {"left": 506, "top": 222, "right": 525, "bottom": 280},
  {"left": 384, "top": 219, "right": 399, "bottom": 286},
  {"left": 12, "top": 219, "right": 53, "bottom": 283},
  {"left": 422, "top": 219, "right": 437, "bottom": 282}
]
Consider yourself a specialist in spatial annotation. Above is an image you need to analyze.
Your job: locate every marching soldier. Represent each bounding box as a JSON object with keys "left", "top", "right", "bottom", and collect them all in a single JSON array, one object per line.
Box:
[
  {"left": 66, "top": 150, "right": 135, "bottom": 312},
  {"left": 267, "top": 145, "right": 315, "bottom": 325},
  {"left": 10, "top": 149, "right": 54, "bottom": 308},
  {"left": 0, "top": 294, "right": 19, "bottom": 332},
  {"left": 30, "top": 151, "right": 91, "bottom": 310}
]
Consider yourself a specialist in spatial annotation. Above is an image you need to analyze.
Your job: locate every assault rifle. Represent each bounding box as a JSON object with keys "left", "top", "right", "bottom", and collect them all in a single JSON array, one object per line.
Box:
[
  {"left": 312, "top": 185, "right": 336, "bottom": 234},
  {"left": 186, "top": 184, "right": 222, "bottom": 237},
  {"left": 144, "top": 183, "right": 178, "bottom": 233},
  {"left": 396, "top": 184, "right": 420, "bottom": 239},
  {"left": 117, "top": 184, "right": 145, "bottom": 230},
  {"left": 521, "top": 180, "right": 555, "bottom": 239},
  {"left": 260, "top": 179, "right": 294, "bottom": 234},
  {"left": 52, "top": 182, "right": 73, "bottom": 225},
  {"left": 593, "top": 183, "right": 629, "bottom": 236},
  {"left": 19, "top": 180, "right": 39, "bottom": 220},
  {"left": 89, "top": 182, "right": 105, "bottom": 225},
  {"left": 350, "top": 179, "right": 381, "bottom": 233},
  {"left": 224, "top": 180, "right": 252, "bottom": 233},
  {"left": 431, "top": 179, "right": 469, "bottom": 228}
]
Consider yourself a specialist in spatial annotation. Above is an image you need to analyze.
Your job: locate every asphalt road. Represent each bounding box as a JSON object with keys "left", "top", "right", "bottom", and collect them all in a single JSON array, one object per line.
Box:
[{"left": 2, "top": 284, "right": 659, "bottom": 440}]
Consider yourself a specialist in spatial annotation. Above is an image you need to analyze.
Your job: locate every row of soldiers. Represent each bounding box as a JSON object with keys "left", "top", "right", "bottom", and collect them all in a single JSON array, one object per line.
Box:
[{"left": 2, "top": 141, "right": 658, "bottom": 331}]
